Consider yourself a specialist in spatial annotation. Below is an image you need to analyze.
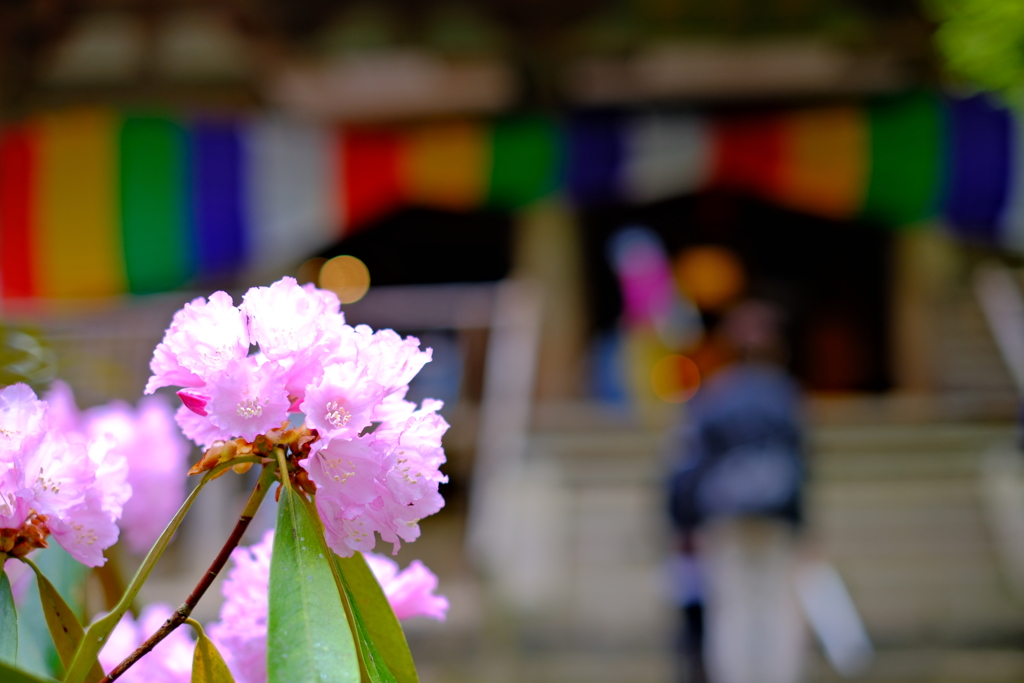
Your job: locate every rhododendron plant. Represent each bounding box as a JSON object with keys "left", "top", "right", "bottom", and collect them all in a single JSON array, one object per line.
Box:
[
  {"left": 99, "top": 532, "right": 446, "bottom": 683},
  {"left": 0, "top": 275, "right": 451, "bottom": 683},
  {"left": 147, "top": 277, "right": 446, "bottom": 558}
]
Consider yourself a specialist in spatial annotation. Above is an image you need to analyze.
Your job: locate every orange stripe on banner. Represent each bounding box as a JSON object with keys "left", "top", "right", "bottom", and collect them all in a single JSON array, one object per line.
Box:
[
  {"left": 36, "top": 109, "right": 125, "bottom": 298},
  {"left": 711, "top": 115, "right": 786, "bottom": 199},
  {"left": 400, "top": 121, "right": 489, "bottom": 210},
  {"left": 775, "top": 107, "right": 867, "bottom": 220}
]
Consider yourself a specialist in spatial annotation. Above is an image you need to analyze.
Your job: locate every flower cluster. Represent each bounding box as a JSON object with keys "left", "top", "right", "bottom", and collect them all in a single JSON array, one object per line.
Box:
[
  {"left": 45, "top": 382, "right": 189, "bottom": 554},
  {"left": 0, "top": 384, "right": 130, "bottom": 566},
  {"left": 146, "top": 277, "right": 449, "bottom": 557},
  {"left": 102, "top": 531, "right": 448, "bottom": 683}
]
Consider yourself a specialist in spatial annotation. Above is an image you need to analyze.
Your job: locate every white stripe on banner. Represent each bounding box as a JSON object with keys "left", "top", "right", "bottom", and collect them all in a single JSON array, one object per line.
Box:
[
  {"left": 619, "top": 114, "right": 712, "bottom": 204},
  {"left": 245, "top": 117, "right": 340, "bottom": 277}
]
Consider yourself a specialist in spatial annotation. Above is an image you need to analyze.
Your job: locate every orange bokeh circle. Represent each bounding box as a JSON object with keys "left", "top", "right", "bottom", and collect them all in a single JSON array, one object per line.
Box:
[{"left": 651, "top": 354, "right": 701, "bottom": 403}]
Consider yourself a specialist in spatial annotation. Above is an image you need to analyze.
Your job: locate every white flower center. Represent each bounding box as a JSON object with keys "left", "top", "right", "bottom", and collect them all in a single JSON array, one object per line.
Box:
[
  {"left": 237, "top": 398, "right": 264, "bottom": 419},
  {"left": 325, "top": 401, "right": 352, "bottom": 429}
]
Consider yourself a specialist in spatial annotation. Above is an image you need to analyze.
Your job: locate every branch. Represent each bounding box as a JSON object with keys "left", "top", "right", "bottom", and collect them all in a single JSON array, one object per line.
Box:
[{"left": 99, "top": 463, "right": 278, "bottom": 683}]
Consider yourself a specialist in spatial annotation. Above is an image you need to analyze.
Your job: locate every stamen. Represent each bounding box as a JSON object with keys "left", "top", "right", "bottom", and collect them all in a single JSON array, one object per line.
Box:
[
  {"left": 237, "top": 398, "right": 263, "bottom": 419},
  {"left": 325, "top": 401, "right": 352, "bottom": 429}
]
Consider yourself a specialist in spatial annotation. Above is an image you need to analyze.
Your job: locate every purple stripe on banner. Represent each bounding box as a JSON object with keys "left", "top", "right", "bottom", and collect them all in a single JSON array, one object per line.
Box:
[
  {"left": 192, "top": 121, "right": 247, "bottom": 277},
  {"left": 567, "top": 115, "right": 624, "bottom": 205},
  {"left": 945, "top": 95, "right": 1011, "bottom": 243}
]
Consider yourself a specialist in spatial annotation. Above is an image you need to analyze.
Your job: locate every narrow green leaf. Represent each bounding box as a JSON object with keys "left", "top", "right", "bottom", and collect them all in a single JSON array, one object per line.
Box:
[
  {"left": 0, "top": 566, "right": 18, "bottom": 663},
  {"left": 17, "top": 544, "right": 90, "bottom": 678},
  {"left": 22, "top": 559, "right": 104, "bottom": 682},
  {"left": 338, "top": 578, "right": 398, "bottom": 683},
  {"left": 187, "top": 619, "right": 235, "bottom": 683},
  {"left": 64, "top": 456, "right": 264, "bottom": 683},
  {"left": 333, "top": 553, "right": 419, "bottom": 683},
  {"left": 0, "top": 658, "right": 59, "bottom": 682},
  {"left": 268, "top": 486, "right": 359, "bottom": 683}
]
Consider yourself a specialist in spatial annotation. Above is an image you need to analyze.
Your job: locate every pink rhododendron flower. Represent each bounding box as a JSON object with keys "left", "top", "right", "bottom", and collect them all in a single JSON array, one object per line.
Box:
[
  {"left": 100, "top": 603, "right": 194, "bottom": 683},
  {"left": 147, "top": 276, "right": 447, "bottom": 557},
  {"left": 240, "top": 278, "right": 341, "bottom": 361},
  {"left": 0, "top": 384, "right": 129, "bottom": 566},
  {"left": 0, "top": 383, "right": 48, "bottom": 457},
  {"left": 203, "top": 357, "right": 291, "bottom": 442},
  {"left": 145, "top": 292, "right": 250, "bottom": 396},
  {"left": 363, "top": 553, "right": 450, "bottom": 622},
  {"left": 44, "top": 382, "right": 190, "bottom": 554},
  {"left": 207, "top": 530, "right": 274, "bottom": 683},
  {"left": 209, "top": 530, "right": 447, "bottom": 683}
]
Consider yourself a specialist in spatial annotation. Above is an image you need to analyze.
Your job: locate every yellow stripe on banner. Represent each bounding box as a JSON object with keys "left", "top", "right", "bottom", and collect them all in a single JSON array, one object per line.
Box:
[
  {"left": 776, "top": 107, "right": 867, "bottom": 221},
  {"left": 37, "top": 109, "right": 125, "bottom": 298},
  {"left": 401, "top": 121, "right": 490, "bottom": 211}
]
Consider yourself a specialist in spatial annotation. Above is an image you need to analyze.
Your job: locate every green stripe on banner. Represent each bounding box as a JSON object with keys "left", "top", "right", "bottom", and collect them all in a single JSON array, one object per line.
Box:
[
  {"left": 120, "top": 116, "right": 193, "bottom": 294},
  {"left": 862, "top": 92, "right": 947, "bottom": 227},
  {"left": 487, "top": 117, "right": 562, "bottom": 208}
]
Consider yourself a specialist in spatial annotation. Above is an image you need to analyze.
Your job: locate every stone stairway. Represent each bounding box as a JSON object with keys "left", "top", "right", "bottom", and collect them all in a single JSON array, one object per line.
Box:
[
  {"left": 415, "top": 409, "right": 1024, "bottom": 683},
  {"left": 809, "top": 423, "right": 1024, "bottom": 649}
]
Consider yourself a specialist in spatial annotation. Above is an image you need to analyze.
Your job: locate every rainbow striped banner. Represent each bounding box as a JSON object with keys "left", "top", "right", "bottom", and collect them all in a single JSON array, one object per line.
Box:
[{"left": 0, "top": 93, "right": 1017, "bottom": 299}]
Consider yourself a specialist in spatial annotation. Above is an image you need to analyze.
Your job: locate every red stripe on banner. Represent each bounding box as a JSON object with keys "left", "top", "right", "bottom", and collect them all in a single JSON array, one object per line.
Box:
[
  {"left": 0, "top": 126, "right": 38, "bottom": 298},
  {"left": 710, "top": 116, "right": 786, "bottom": 199},
  {"left": 340, "top": 127, "right": 404, "bottom": 232}
]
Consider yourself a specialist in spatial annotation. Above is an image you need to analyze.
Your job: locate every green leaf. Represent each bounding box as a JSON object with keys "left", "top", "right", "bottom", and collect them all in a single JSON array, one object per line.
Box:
[
  {"left": 0, "top": 658, "right": 59, "bottom": 682},
  {"left": 1, "top": 565, "right": 18, "bottom": 664},
  {"left": 21, "top": 559, "right": 104, "bottom": 682},
  {"left": 187, "top": 619, "right": 235, "bottom": 683},
  {"left": 17, "top": 544, "right": 90, "bottom": 678},
  {"left": 268, "top": 486, "right": 359, "bottom": 683},
  {"left": 64, "top": 456, "right": 264, "bottom": 683},
  {"left": 333, "top": 553, "right": 418, "bottom": 683},
  {"left": 338, "top": 575, "right": 398, "bottom": 683}
]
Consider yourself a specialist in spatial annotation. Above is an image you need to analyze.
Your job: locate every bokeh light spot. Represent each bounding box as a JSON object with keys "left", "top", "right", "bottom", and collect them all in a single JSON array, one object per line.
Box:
[
  {"left": 674, "top": 246, "right": 746, "bottom": 312},
  {"left": 319, "top": 255, "right": 371, "bottom": 304},
  {"left": 651, "top": 354, "right": 701, "bottom": 403},
  {"left": 297, "top": 257, "right": 327, "bottom": 285}
]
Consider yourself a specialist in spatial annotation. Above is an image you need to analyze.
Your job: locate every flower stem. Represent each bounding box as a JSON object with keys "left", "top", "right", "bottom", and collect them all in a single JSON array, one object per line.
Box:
[{"left": 98, "top": 463, "right": 279, "bottom": 683}]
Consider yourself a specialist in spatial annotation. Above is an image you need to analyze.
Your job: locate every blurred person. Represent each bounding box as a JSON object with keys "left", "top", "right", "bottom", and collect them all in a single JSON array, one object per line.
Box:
[{"left": 668, "top": 300, "right": 806, "bottom": 683}]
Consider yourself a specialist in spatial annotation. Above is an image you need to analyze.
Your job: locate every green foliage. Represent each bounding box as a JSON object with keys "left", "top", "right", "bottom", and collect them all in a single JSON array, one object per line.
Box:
[
  {"left": 17, "top": 543, "right": 91, "bottom": 677},
  {"left": 0, "top": 568, "right": 18, "bottom": 664},
  {"left": 22, "top": 558, "right": 103, "bottom": 682},
  {"left": 928, "top": 0, "right": 1024, "bottom": 99},
  {"left": 188, "top": 619, "right": 236, "bottom": 683},
  {"left": 333, "top": 553, "right": 418, "bottom": 683},
  {"left": 268, "top": 486, "right": 359, "bottom": 683},
  {"left": 0, "top": 658, "right": 59, "bottom": 683},
  {"left": 0, "top": 328, "right": 56, "bottom": 392},
  {"left": 337, "top": 575, "right": 397, "bottom": 683}
]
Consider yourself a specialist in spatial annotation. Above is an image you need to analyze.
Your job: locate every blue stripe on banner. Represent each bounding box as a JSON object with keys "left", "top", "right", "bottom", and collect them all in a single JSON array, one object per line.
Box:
[
  {"left": 945, "top": 95, "right": 1012, "bottom": 243},
  {"left": 192, "top": 121, "right": 247, "bottom": 277},
  {"left": 567, "top": 114, "right": 624, "bottom": 205}
]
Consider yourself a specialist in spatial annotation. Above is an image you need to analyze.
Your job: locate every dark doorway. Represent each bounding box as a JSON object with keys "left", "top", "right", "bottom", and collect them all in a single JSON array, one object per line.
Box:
[{"left": 581, "top": 191, "right": 893, "bottom": 392}]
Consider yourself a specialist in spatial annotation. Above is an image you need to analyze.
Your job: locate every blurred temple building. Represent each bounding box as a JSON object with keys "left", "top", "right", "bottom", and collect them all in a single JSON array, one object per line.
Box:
[{"left": 4, "top": 1, "right": 1024, "bottom": 682}]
